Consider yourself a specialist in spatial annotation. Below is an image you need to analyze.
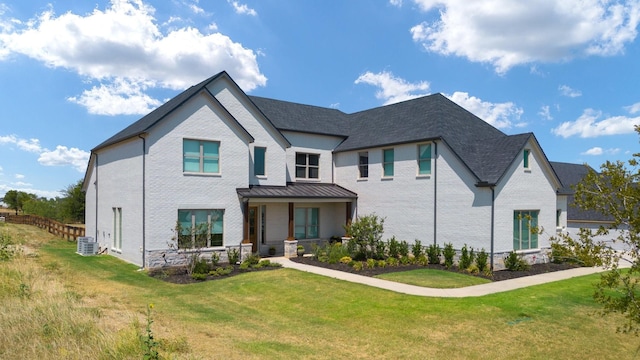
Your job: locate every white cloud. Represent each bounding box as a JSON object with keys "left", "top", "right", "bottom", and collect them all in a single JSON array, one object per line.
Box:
[
  {"left": 559, "top": 85, "right": 582, "bottom": 98},
  {"left": 0, "top": 0, "right": 266, "bottom": 115},
  {"left": 355, "top": 71, "right": 430, "bottom": 105},
  {"left": 410, "top": 0, "right": 640, "bottom": 74},
  {"left": 38, "top": 146, "right": 90, "bottom": 172},
  {"left": 390, "top": 0, "right": 403, "bottom": 6},
  {"left": 625, "top": 101, "right": 640, "bottom": 114},
  {"left": 13, "top": 181, "right": 32, "bottom": 187},
  {"left": 581, "top": 147, "right": 621, "bottom": 155},
  {"left": 0, "top": 134, "right": 89, "bottom": 172},
  {"left": 552, "top": 109, "right": 640, "bottom": 138},
  {"left": 0, "top": 184, "right": 61, "bottom": 200},
  {"left": 228, "top": 1, "right": 257, "bottom": 16},
  {"left": 14, "top": 174, "right": 24, "bottom": 179},
  {"left": 446, "top": 92, "right": 524, "bottom": 129},
  {"left": 68, "top": 78, "right": 162, "bottom": 115},
  {"left": 539, "top": 105, "right": 553, "bottom": 120}
]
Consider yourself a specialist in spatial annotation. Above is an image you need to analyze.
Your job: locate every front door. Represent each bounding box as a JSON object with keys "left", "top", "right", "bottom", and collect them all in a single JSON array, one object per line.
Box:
[{"left": 249, "top": 206, "right": 258, "bottom": 252}]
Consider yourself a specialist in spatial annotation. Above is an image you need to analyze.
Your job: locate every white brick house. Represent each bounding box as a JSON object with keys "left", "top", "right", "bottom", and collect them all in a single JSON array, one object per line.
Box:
[{"left": 83, "top": 71, "right": 565, "bottom": 269}]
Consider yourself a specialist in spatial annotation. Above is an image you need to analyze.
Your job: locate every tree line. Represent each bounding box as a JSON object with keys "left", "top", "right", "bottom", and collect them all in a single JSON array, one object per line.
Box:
[{"left": 1, "top": 180, "right": 85, "bottom": 224}]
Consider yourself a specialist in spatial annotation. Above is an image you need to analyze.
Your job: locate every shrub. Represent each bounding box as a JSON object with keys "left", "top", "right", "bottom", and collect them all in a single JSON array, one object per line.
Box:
[
  {"left": 227, "top": 248, "right": 240, "bottom": 264},
  {"left": 377, "top": 259, "right": 387, "bottom": 268},
  {"left": 210, "top": 252, "right": 220, "bottom": 267},
  {"left": 373, "top": 240, "right": 386, "bottom": 260},
  {"left": 466, "top": 263, "right": 479, "bottom": 275},
  {"left": 458, "top": 244, "right": 475, "bottom": 270},
  {"left": 352, "top": 262, "right": 363, "bottom": 271},
  {"left": 398, "top": 240, "right": 409, "bottom": 258},
  {"left": 0, "top": 231, "right": 16, "bottom": 261},
  {"left": 191, "top": 273, "right": 207, "bottom": 281},
  {"left": 427, "top": 244, "right": 441, "bottom": 265},
  {"left": 239, "top": 261, "right": 250, "bottom": 270},
  {"left": 259, "top": 259, "right": 272, "bottom": 267},
  {"left": 339, "top": 256, "right": 352, "bottom": 264},
  {"left": 416, "top": 254, "right": 429, "bottom": 266},
  {"left": 388, "top": 236, "right": 400, "bottom": 258},
  {"left": 344, "top": 214, "right": 385, "bottom": 260},
  {"left": 327, "top": 243, "right": 350, "bottom": 264},
  {"left": 387, "top": 257, "right": 399, "bottom": 267},
  {"left": 366, "top": 258, "right": 376, "bottom": 269},
  {"left": 504, "top": 251, "right": 530, "bottom": 271},
  {"left": 399, "top": 256, "right": 411, "bottom": 265},
  {"left": 192, "top": 257, "right": 209, "bottom": 275},
  {"left": 412, "top": 240, "right": 423, "bottom": 259},
  {"left": 443, "top": 242, "right": 455, "bottom": 269},
  {"left": 476, "top": 248, "right": 489, "bottom": 272},
  {"left": 244, "top": 252, "right": 261, "bottom": 266}
]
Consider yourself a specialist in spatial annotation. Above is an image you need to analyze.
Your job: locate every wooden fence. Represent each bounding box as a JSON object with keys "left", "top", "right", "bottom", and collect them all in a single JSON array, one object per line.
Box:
[{"left": 1, "top": 214, "right": 85, "bottom": 241}]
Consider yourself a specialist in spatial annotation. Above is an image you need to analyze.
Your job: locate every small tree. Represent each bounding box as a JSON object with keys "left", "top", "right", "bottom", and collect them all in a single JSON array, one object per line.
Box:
[
  {"left": 557, "top": 126, "right": 640, "bottom": 334},
  {"left": 344, "top": 214, "right": 385, "bottom": 260}
]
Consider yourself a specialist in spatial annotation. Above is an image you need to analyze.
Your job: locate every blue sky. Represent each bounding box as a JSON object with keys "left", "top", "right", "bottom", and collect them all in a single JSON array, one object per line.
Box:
[{"left": 1, "top": 0, "right": 639, "bottom": 201}]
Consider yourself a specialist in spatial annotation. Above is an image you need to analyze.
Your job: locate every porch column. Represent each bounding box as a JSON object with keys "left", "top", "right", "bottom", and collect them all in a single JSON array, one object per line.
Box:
[
  {"left": 345, "top": 202, "right": 352, "bottom": 228},
  {"left": 287, "top": 202, "right": 295, "bottom": 240},
  {"left": 242, "top": 201, "right": 250, "bottom": 243}
]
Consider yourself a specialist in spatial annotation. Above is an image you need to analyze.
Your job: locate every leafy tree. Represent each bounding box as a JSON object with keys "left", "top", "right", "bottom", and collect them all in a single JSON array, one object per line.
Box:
[
  {"left": 59, "top": 180, "right": 85, "bottom": 223},
  {"left": 2, "top": 190, "right": 35, "bottom": 215},
  {"left": 564, "top": 125, "right": 640, "bottom": 334}
]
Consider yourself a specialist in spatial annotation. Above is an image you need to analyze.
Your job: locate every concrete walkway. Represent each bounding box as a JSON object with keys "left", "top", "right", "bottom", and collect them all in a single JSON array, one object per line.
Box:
[{"left": 271, "top": 257, "right": 610, "bottom": 298}]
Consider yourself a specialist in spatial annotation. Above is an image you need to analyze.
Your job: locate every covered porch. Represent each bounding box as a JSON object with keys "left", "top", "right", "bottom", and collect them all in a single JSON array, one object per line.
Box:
[{"left": 237, "top": 182, "right": 357, "bottom": 256}]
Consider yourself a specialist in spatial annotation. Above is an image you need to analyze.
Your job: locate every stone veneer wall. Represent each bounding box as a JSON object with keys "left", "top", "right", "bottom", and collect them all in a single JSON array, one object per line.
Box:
[{"left": 145, "top": 243, "right": 253, "bottom": 269}]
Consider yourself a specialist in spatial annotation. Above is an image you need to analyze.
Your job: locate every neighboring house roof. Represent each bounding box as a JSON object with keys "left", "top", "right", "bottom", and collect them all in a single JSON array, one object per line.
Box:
[
  {"left": 237, "top": 182, "right": 357, "bottom": 199},
  {"left": 550, "top": 161, "right": 612, "bottom": 223}
]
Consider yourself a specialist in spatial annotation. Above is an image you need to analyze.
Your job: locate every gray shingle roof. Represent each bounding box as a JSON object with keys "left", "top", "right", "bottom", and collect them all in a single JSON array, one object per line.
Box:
[
  {"left": 237, "top": 182, "right": 357, "bottom": 199},
  {"left": 248, "top": 96, "right": 351, "bottom": 137},
  {"left": 91, "top": 73, "right": 553, "bottom": 187},
  {"left": 550, "top": 161, "right": 611, "bottom": 222}
]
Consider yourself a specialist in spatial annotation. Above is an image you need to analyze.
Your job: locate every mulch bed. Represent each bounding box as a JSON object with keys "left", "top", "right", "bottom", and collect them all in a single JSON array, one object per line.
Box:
[
  {"left": 150, "top": 257, "right": 580, "bottom": 284},
  {"left": 290, "top": 256, "right": 580, "bottom": 282},
  {"left": 148, "top": 264, "right": 282, "bottom": 284}
]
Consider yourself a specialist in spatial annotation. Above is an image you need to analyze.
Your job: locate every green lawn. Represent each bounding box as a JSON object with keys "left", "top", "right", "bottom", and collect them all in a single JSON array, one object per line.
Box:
[
  {"left": 374, "top": 268, "right": 492, "bottom": 288},
  {"left": 1, "top": 223, "right": 638, "bottom": 359}
]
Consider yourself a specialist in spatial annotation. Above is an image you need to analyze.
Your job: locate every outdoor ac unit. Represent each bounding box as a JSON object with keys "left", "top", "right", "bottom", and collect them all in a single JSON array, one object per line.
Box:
[{"left": 77, "top": 237, "right": 98, "bottom": 256}]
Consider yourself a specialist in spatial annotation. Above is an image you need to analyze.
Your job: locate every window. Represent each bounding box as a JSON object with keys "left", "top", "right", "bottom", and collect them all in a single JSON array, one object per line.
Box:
[
  {"left": 177, "top": 209, "right": 224, "bottom": 249},
  {"left": 358, "top": 152, "right": 369, "bottom": 178},
  {"left": 254, "top": 147, "right": 266, "bottom": 176},
  {"left": 418, "top": 144, "right": 432, "bottom": 175},
  {"left": 183, "top": 139, "right": 220, "bottom": 173},
  {"left": 383, "top": 148, "right": 394, "bottom": 177},
  {"left": 295, "top": 207, "right": 319, "bottom": 239},
  {"left": 556, "top": 209, "right": 562, "bottom": 228},
  {"left": 523, "top": 149, "right": 530, "bottom": 169},
  {"left": 296, "top": 153, "right": 319, "bottom": 179},
  {"left": 112, "top": 207, "right": 122, "bottom": 251},
  {"left": 513, "top": 210, "right": 538, "bottom": 250}
]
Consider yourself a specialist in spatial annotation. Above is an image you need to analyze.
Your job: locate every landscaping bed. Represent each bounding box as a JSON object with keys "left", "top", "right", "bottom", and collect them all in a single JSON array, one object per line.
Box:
[
  {"left": 148, "top": 261, "right": 282, "bottom": 284},
  {"left": 290, "top": 255, "right": 579, "bottom": 282}
]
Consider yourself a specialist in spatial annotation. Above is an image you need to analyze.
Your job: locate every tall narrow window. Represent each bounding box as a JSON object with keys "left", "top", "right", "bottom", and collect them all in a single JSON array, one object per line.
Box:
[
  {"left": 513, "top": 210, "right": 538, "bottom": 250},
  {"left": 418, "top": 144, "right": 432, "bottom": 175},
  {"left": 183, "top": 139, "right": 220, "bottom": 173},
  {"left": 295, "top": 153, "right": 319, "bottom": 179},
  {"left": 112, "top": 207, "right": 122, "bottom": 251},
  {"left": 177, "top": 209, "right": 224, "bottom": 249},
  {"left": 358, "top": 152, "right": 369, "bottom": 178},
  {"left": 383, "top": 148, "right": 394, "bottom": 177},
  {"left": 254, "top": 147, "right": 266, "bottom": 176},
  {"left": 294, "top": 207, "right": 319, "bottom": 239},
  {"left": 523, "top": 149, "right": 530, "bottom": 169}
]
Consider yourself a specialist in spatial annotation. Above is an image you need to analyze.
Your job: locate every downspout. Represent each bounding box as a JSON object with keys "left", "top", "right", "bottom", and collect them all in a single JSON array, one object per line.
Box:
[
  {"left": 139, "top": 135, "right": 146, "bottom": 269},
  {"left": 490, "top": 186, "right": 495, "bottom": 271},
  {"left": 433, "top": 142, "right": 438, "bottom": 245},
  {"left": 94, "top": 153, "right": 99, "bottom": 241}
]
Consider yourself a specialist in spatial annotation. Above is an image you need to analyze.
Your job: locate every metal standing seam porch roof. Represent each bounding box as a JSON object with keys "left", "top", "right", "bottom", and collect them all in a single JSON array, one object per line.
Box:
[{"left": 237, "top": 182, "right": 357, "bottom": 200}]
